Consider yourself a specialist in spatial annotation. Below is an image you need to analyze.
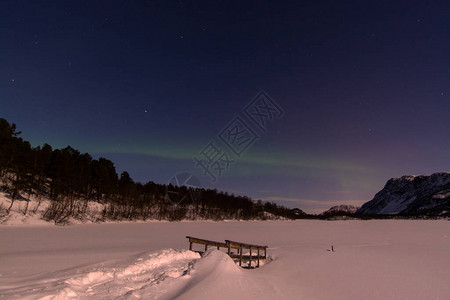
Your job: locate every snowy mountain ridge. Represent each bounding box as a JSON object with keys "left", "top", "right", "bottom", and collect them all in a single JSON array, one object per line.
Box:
[
  {"left": 320, "top": 204, "right": 360, "bottom": 216},
  {"left": 357, "top": 172, "right": 450, "bottom": 216}
]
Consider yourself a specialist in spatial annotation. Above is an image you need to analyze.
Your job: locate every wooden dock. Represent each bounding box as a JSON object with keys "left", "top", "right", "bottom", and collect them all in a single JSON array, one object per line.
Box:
[{"left": 186, "top": 236, "right": 268, "bottom": 268}]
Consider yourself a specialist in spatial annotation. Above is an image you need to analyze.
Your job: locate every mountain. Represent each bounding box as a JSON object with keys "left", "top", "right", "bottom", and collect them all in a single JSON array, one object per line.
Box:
[
  {"left": 320, "top": 205, "right": 360, "bottom": 216},
  {"left": 357, "top": 172, "right": 450, "bottom": 217},
  {"left": 291, "top": 208, "right": 307, "bottom": 217}
]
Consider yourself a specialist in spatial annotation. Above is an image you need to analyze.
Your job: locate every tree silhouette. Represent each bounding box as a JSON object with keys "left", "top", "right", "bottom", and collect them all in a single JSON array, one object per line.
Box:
[{"left": 0, "top": 118, "right": 296, "bottom": 221}]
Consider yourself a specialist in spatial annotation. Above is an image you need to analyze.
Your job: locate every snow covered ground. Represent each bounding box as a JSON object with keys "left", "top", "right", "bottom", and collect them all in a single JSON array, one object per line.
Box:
[{"left": 1, "top": 220, "right": 449, "bottom": 299}]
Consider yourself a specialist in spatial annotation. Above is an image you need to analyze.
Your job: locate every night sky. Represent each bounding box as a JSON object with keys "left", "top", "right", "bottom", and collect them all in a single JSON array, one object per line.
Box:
[{"left": 1, "top": 1, "right": 449, "bottom": 213}]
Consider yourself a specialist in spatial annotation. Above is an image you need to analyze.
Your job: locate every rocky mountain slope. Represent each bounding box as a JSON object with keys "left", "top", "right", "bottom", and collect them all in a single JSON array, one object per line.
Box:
[{"left": 357, "top": 172, "right": 450, "bottom": 217}]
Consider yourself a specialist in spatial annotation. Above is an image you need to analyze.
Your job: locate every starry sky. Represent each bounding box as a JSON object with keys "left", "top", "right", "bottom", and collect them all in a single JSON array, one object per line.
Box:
[{"left": 1, "top": 1, "right": 449, "bottom": 213}]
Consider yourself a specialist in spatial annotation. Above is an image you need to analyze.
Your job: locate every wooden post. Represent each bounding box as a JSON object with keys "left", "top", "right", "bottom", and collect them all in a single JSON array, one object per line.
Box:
[
  {"left": 205, "top": 244, "right": 208, "bottom": 252},
  {"left": 189, "top": 242, "right": 192, "bottom": 251},
  {"left": 228, "top": 242, "right": 231, "bottom": 255},
  {"left": 257, "top": 248, "right": 260, "bottom": 267},
  {"left": 239, "top": 245, "right": 243, "bottom": 266},
  {"left": 264, "top": 247, "right": 266, "bottom": 259},
  {"left": 249, "top": 246, "right": 252, "bottom": 268}
]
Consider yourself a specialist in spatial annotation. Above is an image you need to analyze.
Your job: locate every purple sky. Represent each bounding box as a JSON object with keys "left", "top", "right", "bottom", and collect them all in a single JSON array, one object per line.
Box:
[{"left": 1, "top": 1, "right": 449, "bottom": 213}]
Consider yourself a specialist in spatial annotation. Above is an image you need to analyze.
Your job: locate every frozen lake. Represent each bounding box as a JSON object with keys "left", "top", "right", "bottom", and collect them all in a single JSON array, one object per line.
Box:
[{"left": 1, "top": 220, "right": 449, "bottom": 299}]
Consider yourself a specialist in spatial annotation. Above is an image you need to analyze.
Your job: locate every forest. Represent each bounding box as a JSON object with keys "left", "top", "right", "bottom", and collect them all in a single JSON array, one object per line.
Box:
[{"left": 0, "top": 118, "right": 297, "bottom": 223}]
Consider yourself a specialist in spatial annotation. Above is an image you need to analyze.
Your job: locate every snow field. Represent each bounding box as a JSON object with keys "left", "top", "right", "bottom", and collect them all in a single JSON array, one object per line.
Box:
[{"left": 1, "top": 220, "right": 449, "bottom": 299}]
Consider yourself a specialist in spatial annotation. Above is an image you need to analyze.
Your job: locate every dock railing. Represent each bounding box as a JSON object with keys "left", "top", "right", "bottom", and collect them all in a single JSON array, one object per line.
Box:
[{"left": 186, "top": 236, "right": 268, "bottom": 268}]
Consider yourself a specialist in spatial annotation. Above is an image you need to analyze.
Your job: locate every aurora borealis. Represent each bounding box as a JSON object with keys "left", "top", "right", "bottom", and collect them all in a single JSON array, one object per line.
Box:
[{"left": 1, "top": 1, "right": 449, "bottom": 212}]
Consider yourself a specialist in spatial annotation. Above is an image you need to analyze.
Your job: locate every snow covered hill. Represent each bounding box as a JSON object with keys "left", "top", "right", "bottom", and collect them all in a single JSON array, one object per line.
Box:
[
  {"left": 357, "top": 172, "right": 450, "bottom": 216},
  {"left": 320, "top": 204, "right": 360, "bottom": 216}
]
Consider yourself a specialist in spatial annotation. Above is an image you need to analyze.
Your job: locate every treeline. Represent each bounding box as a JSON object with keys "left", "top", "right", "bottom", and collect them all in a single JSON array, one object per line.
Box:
[{"left": 0, "top": 118, "right": 296, "bottom": 223}]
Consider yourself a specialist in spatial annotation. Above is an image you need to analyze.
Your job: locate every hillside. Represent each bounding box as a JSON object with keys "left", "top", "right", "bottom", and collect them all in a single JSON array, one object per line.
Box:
[{"left": 357, "top": 172, "right": 450, "bottom": 217}]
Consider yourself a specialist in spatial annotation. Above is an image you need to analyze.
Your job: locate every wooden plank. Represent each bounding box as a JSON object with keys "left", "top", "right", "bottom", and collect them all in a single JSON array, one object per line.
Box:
[
  {"left": 225, "top": 240, "right": 268, "bottom": 250},
  {"left": 227, "top": 243, "right": 266, "bottom": 250},
  {"left": 186, "top": 236, "right": 227, "bottom": 248},
  {"left": 229, "top": 254, "right": 265, "bottom": 259}
]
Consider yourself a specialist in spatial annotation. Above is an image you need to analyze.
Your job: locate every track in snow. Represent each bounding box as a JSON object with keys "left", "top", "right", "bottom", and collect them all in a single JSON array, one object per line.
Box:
[{"left": 0, "top": 249, "right": 200, "bottom": 299}]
